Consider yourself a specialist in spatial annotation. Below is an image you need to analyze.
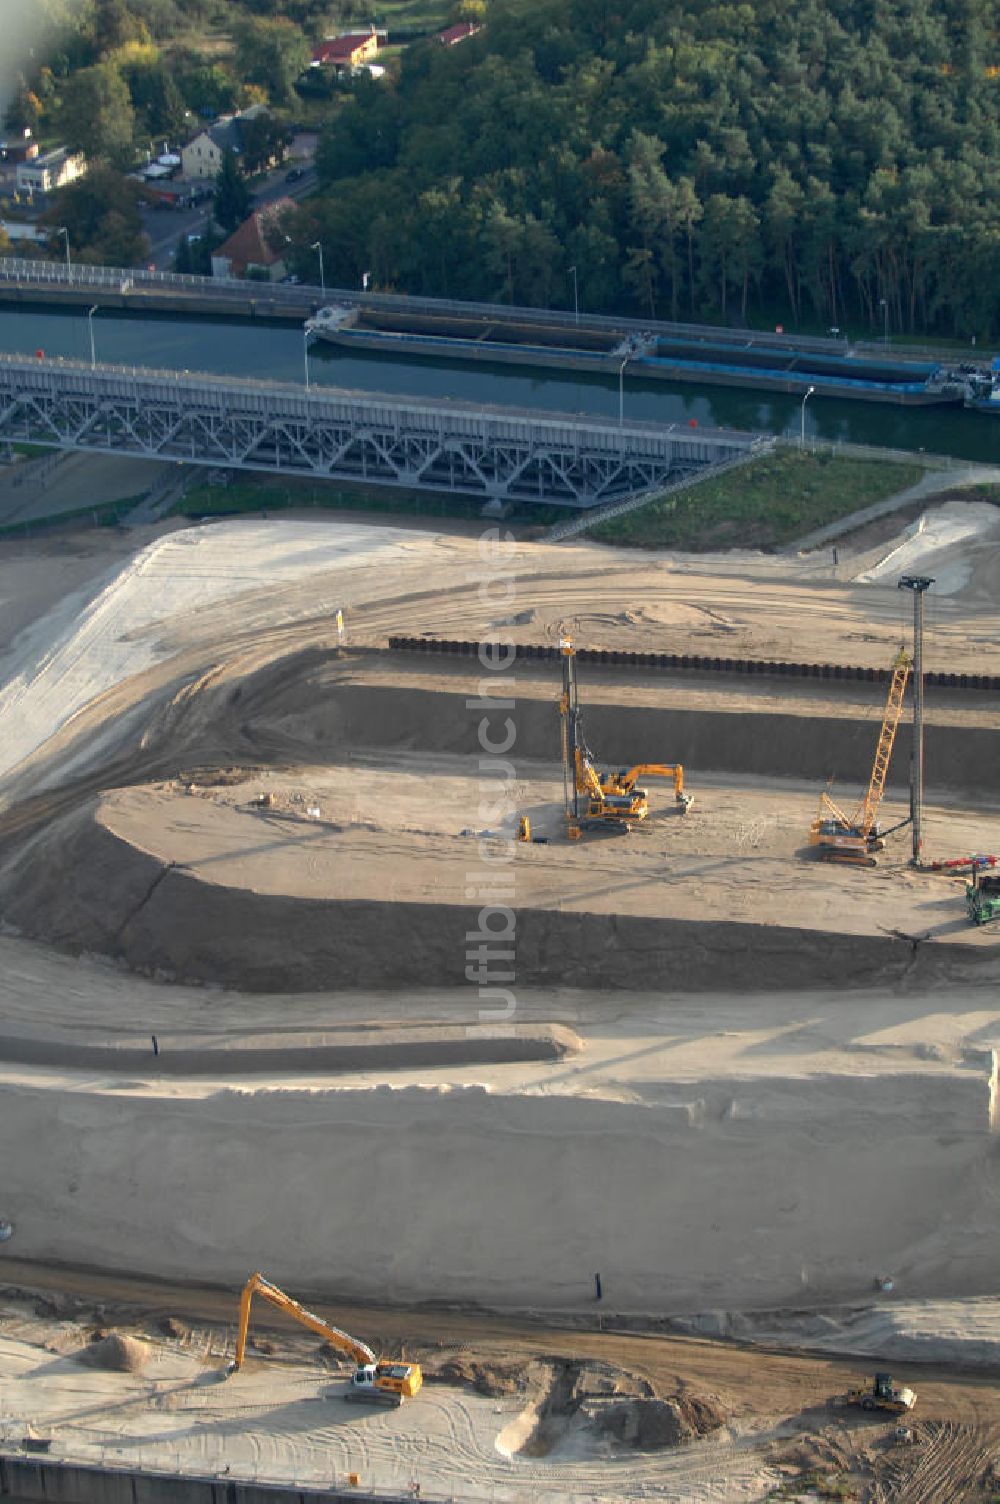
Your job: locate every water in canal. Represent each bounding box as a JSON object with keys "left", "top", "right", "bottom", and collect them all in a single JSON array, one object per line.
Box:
[{"left": 1, "top": 305, "right": 996, "bottom": 464}]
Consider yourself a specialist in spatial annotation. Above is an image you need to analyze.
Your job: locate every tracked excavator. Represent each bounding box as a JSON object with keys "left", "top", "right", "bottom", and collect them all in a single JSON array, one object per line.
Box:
[
  {"left": 227, "top": 1272, "right": 422, "bottom": 1405},
  {"left": 810, "top": 648, "right": 912, "bottom": 866},
  {"left": 558, "top": 637, "right": 692, "bottom": 838}
]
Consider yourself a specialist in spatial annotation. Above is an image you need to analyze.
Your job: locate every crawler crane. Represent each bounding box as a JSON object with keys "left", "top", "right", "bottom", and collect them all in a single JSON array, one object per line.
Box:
[
  {"left": 227, "top": 1272, "right": 422, "bottom": 1405},
  {"left": 810, "top": 648, "right": 912, "bottom": 866},
  {"left": 558, "top": 637, "right": 692, "bottom": 838}
]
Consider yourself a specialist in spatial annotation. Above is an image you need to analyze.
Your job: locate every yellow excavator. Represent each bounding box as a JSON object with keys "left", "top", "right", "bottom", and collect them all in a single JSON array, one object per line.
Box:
[
  {"left": 810, "top": 648, "right": 912, "bottom": 866},
  {"left": 227, "top": 1272, "right": 422, "bottom": 1405},
  {"left": 558, "top": 637, "right": 692, "bottom": 838}
]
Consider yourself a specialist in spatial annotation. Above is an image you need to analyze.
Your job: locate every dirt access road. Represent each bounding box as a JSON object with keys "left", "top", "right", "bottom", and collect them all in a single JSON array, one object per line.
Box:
[{"left": 2, "top": 1263, "right": 1000, "bottom": 1502}]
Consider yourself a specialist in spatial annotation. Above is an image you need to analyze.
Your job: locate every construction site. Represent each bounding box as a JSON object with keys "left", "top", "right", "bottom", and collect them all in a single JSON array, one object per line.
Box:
[{"left": 1, "top": 485, "right": 1000, "bottom": 1501}]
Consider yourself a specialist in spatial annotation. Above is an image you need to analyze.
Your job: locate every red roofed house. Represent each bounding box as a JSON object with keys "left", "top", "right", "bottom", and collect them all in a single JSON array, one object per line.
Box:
[
  {"left": 311, "top": 29, "right": 381, "bottom": 70},
  {"left": 437, "top": 21, "right": 480, "bottom": 45},
  {"left": 211, "top": 198, "right": 295, "bottom": 281}
]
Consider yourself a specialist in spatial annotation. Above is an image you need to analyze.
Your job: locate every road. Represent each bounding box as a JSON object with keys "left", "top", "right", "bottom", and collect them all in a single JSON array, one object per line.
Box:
[{"left": 139, "top": 163, "right": 319, "bottom": 271}]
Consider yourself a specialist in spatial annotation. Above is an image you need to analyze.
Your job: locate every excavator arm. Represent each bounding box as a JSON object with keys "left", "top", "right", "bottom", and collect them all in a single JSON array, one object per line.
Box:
[
  {"left": 618, "top": 763, "right": 690, "bottom": 805},
  {"left": 231, "top": 1272, "right": 376, "bottom": 1371}
]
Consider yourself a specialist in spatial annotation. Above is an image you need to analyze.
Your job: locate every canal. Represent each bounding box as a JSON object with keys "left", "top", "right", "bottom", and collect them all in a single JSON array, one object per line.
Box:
[{"left": 1, "top": 305, "right": 996, "bottom": 463}]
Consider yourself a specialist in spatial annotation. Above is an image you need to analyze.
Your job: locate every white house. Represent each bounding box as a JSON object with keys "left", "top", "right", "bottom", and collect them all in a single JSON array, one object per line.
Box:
[{"left": 16, "top": 148, "right": 86, "bottom": 195}]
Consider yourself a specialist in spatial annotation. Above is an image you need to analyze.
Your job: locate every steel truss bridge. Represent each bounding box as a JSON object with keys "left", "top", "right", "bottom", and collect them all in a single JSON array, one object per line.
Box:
[{"left": 0, "top": 355, "right": 769, "bottom": 508}]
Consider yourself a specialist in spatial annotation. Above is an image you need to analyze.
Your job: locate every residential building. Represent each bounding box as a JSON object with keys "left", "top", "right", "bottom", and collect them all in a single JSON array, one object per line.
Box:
[
  {"left": 211, "top": 198, "right": 295, "bottom": 281},
  {"left": 311, "top": 29, "right": 383, "bottom": 70},
  {"left": 15, "top": 147, "right": 85, "bottom": 195},
  {"left": 0, "top": 135, "right": 38, "bottom": 164},
  {"left": 180, "top": 106, "right": 270, "bottom": 181},
  {"left": 437, "top": 21, "right": 480, "bottom": 45},
  {"left": 0, "top": 220, "right": 48, "bottom": 244}
]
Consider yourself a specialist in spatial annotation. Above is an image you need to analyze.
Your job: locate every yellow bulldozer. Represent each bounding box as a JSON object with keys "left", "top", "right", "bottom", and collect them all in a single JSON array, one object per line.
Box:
[
  {"left": 227, "top": 1271, "right": 422, "bottom": 1406},
  {"left": 843, "top": 1372, "right": 916, "bottom": 1416}
]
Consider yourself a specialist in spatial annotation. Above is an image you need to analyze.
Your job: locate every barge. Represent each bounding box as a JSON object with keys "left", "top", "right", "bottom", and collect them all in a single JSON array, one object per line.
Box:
[{"left": 307, "top": 303, "right": 966, "bottom": 407}]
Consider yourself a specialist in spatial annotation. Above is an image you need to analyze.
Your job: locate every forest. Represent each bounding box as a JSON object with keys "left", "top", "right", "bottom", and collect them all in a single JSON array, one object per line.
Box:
[
  {"left": 292, "top": 0, "right": 1000, "bottom": 337},
  {"left": 7, "top": 0, "right": 1000, "bottom": 337}
]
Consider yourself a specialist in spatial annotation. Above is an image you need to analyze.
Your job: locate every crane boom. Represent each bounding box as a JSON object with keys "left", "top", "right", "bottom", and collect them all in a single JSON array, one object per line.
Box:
[
  {"left": 810, "top": 648, "right": 912, "bottom": 865},
  {"left": 853, "top": 651, "right": 911, "bottom": 836},
  {"left": 232, "top": 1272, "right": 376, "bottom": 1370}
]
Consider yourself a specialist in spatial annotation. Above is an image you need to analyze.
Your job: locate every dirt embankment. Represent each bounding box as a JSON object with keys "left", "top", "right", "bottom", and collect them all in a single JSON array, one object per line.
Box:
[
  {"left": 1, "top": 1067, "right": 995, "bottom": 1311},
  {"left": 333, "top": 676, "right": 1000, "bottom": 796},
  {"left": 0, "top": 796, "right": 993, "bottom": 994}
]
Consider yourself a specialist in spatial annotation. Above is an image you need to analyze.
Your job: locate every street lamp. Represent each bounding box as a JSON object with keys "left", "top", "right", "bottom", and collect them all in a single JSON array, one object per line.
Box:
[
  {"left": 800, "top": 384, "right": 815, "bottom": 449},
  {"left": 618, "top": 356, "right": 628, "bottom": 426},
  {"left": 310, "top": 240, "right": 325, "bottom": 292},
  {"left": 879, "top": 297, "right": 889, "bottom": 349},
  {"left": 303, "top": 327, "right": 312, "bottom": 389},
  {"left": 56, "top": 226, "right": 71, "bottom": 277},
  {"left": 568, "top": 265, "right": 579, "bottom": 325},
  {"left": 87, "top": 304, "right": 98, "bottom": 368}
]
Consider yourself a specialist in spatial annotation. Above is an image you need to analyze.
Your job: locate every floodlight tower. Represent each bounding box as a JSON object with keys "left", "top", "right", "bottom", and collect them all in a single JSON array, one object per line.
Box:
[{"left": 898, "top": 574, "right": 934, "bottom": 864}]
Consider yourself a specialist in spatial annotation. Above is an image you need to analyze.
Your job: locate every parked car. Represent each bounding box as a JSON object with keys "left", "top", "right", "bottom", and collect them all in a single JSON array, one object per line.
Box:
[{"left": 285, "top": 166, "right": 306, "bottom": 182}]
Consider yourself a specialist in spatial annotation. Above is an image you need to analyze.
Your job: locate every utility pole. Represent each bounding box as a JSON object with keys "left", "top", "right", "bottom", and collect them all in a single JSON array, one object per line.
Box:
[{"left": 898, "top": 575, "right": 933, "bottom": 865}]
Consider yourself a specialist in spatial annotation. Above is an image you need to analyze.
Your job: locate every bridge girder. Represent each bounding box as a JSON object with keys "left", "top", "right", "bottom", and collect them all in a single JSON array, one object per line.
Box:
[{"left": 0, "top": 356, "right": 764, "bottom": 509}]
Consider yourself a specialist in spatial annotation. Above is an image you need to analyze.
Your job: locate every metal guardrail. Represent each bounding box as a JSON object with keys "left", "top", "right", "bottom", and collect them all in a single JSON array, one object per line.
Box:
[
  {"left": 5, "top": 257, "right": 992, "bottom": 368},
  {"left": 775, "top": 435, "right": 966, "bottom": 469}
]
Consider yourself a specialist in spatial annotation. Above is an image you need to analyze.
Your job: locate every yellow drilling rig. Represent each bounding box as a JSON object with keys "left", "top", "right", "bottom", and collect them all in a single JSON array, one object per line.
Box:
[
  {"left": 558, "top": 637, "right": 692, "bottom": 839},
  {"left": 809, "top": 648, "right": 912, "bottom": 866}
]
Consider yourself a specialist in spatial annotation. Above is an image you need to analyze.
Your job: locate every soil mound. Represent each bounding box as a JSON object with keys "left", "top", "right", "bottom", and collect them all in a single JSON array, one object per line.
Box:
[
  {"left": 429, "top": 1356, "right": 529, "bottom": 1397},
  {"left": 77, "top": 1332, "right": 147, "bottom": 1373},
  {"left": 595, "top": 1393, "right": 727, "bottom": 1449},
  {"left": 500, "top": 1359, "right": 728, "bottom": 1458}
]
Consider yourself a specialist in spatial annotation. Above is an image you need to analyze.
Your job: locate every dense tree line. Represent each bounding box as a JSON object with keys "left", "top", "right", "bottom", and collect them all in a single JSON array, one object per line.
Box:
[{"left": 294, "top": 0, "right": 1000, "bottom": 336}]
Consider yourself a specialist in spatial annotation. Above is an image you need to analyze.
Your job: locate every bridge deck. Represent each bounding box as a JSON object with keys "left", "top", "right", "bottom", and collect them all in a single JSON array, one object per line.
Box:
[{"left": 0, "top": 354, "right": 768, "bottom": 508}]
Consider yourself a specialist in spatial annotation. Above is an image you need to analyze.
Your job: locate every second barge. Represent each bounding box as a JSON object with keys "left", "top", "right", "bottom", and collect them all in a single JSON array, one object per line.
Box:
[{"left": 307, "top": 304, "right": 966, "bottom": 407}]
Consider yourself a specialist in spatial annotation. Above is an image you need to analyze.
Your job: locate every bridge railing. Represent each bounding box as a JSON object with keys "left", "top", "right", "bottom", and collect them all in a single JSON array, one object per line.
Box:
[
  {"left": 0, "top": 352, "right": 767, "bottom": 452},
  {"left": 4, "top": 257, "right": 986, "bottom": 366}
]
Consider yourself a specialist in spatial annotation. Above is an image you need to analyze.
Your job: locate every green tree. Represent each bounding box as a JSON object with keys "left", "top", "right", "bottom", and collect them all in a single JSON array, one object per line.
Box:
[
  {"left": 126, "top": 60, "right": 188, "bottom": 141},
  {"left": 40, "top": 166, "right": 147, "bottom": 266},
  {"left": 57, "top": 62, "right": 136, "bottom": 166},
  {"left": 91, "top": 0, "right": 151, "bottom": 54},
  {"left": 699, "top": 194, "right": 761, "bottom": 320},
  {"left": 214, "top": 147, "right": 251, "bottom": 233},
  {"left": 174, "top": 232, "right": 193, "bottom": 274},
  {"left": 175, "top": 59, "right": 239, "bottom": 118},
  {"left": 239, "top": 111, "right": 286, "bottom": 175},
  {"left": 234, "top": 18, "right": 309, "bottom": 106}
]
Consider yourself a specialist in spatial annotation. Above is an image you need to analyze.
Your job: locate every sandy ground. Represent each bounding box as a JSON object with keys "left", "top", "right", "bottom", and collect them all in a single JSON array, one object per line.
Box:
[
  {"left": 1, "top": 505, "right": 1000, "bottom": 1499},
  {"left": 3, "top": 1272, "right": 1000, "bottom": 1502},
  {"left": 3, "top": 765, "right": 996, "bottom": 998},
  {"left": 0, "top": 498, "right": 999, "bottom": 804}
]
